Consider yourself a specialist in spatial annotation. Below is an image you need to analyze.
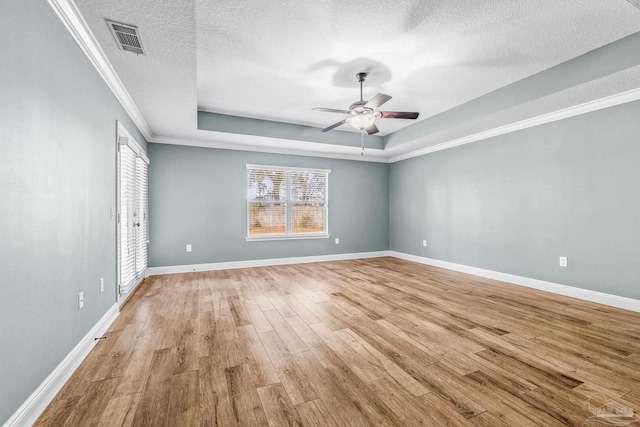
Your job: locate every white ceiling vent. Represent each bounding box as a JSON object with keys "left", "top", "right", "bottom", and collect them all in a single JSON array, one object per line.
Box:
[{"left": 106, "top": 20, "right": 145, "bottom": 55}]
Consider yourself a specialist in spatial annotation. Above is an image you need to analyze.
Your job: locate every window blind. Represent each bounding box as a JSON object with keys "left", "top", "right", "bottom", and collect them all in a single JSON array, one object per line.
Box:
[
  {"left": 247, "top": 165, "right": 329, "bottom": 238},
  {"left": 135, "top": 157, "right": 148, "bottom": 277},
  {"left": 118, "top": 130, "right": 149, "bottom": 296},
  {"left": 119, "top": 144, "right": 137, "bottom": 294}
]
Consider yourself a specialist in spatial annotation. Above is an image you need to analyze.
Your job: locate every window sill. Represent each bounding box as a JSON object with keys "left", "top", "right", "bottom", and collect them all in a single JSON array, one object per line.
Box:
[{"left": 245, "top": 234, "right": 330, "bottom": 242}]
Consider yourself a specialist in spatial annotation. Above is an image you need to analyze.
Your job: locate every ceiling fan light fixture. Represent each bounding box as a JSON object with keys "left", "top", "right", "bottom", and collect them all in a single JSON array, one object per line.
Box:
[{"left": 349, "top": 113, "right": 375, "bottom": 130}]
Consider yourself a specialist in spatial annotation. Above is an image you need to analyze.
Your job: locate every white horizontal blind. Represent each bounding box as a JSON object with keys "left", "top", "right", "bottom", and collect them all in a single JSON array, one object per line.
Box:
[
  {"left": 118, "top": 125, "right": 149, "bottom": 297},
  {"left": 289, "top": 169, "right": 327, "bottom": 234},
  {"left": 135, "top": 158, "right": 148, "bottom": 277},
  {"left": 247, "top": 167, "right": 287, "bottom": 235},
  {"left": 247, "top": 165, "right": 329, "bottom": 237},
  {"left": 119, "top": 144, "right": 137, "bottom": 294}
]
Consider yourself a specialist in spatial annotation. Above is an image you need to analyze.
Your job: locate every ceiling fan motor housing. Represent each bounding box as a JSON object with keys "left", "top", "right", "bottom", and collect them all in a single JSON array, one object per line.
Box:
[{"left": 348, "top": 101, "right": 373, "bottom": 113}]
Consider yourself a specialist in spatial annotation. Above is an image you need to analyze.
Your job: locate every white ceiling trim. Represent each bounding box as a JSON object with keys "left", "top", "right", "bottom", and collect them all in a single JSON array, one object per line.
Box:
[
  {"left": 148, "top": 136, "right": 388, "bottom": 163},
  {"left": 389, "top": 86, "right": 640, "bottom": 163},
  {"left": 45, "top": 0, "right": 153, "bottom": 140}
]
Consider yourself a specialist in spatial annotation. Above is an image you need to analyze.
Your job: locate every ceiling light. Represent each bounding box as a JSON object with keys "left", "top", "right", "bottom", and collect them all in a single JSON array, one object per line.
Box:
[{"left": 349, "top": 113, "right": 375, "bottom": 130}]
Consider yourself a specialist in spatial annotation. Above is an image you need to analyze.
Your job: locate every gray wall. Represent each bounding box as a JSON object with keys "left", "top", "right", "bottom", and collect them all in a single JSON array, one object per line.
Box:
[
  {"left": 390, "top": 100, "right": 640, "bottom": 300},
  {"left": 148, "top": 144, "right": 389, "bottom": 267},
  {"left": 0, "top": 0, "right": 147, "bottom": 422}
]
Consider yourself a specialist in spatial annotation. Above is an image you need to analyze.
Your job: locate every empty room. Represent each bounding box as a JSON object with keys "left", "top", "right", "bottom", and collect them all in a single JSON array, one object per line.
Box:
[{"left": 3, "top": 0, "right": 640, "bottom": 426}]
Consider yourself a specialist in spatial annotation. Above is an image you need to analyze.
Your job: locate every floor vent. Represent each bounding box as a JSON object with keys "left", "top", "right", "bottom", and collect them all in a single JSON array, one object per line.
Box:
[{"left": 106, "top": 20, "right": 145, "bottom": 55}]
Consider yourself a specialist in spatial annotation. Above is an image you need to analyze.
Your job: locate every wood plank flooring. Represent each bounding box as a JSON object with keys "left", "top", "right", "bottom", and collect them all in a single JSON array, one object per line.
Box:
[{"left": 36, "top": 257, "right": 640, "bottom": 426}]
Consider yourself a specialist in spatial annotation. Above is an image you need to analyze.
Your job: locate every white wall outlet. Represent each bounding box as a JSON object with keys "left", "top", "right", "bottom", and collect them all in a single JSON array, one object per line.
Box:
[
  {"left": 334, "top": 238, "right": 339, "bottom": 245},
  {"left": 422, "top": 240, "right": 427, "bottom": 247},
  {"left": 99, "top": 277, "right": 104, "bottom": 293},
  {"left": 78, "top": 292, "right": 84, "bottom": 309},
  {"left": 186, "top": 244, "right": 192, "bottom": 252},
  {"left": 559, "top": 256, "right": 568, "bottom": 267}
]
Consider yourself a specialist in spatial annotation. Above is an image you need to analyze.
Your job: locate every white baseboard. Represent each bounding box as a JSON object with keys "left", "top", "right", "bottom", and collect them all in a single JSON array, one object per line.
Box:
[
  {"left": 4, "top": 304, "right": 120, "bottom": 427},
  {"left": 148, "top": 249, "right": 640, "bottom": 312},
  {"left": 389, "top": 251, "right": 640, "bottom": 313},
  {"left": 147, "top": 251, "right": 392, "bottom": 276}
]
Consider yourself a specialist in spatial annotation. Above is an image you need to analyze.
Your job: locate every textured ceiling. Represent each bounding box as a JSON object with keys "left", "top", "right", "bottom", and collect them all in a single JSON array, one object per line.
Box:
[
  {"left": 74, "top": 0, "right": 640, "bottom": 159},
  {"left": 196, "top": 0, "right": 640, "bottom": 135}
]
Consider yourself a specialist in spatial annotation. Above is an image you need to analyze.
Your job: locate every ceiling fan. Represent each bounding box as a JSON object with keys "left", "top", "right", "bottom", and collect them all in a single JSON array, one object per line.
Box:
[{"left": 313, "top": 72, "right": 419, "bottom": 135}]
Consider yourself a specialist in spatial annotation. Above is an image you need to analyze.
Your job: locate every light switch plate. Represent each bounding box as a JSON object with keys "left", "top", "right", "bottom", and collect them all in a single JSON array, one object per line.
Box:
[
  {"left": 78, "top": 292, "right": 84, "bottom": 309},
  {"left": 422, "top": 240, "right": 427, "bottom": 247},
  {"left": 335, "top": 238, "right": 339, "bottom": 244},
  {"left": 99, "top": 277, "right": 104, "bottom": 293}
]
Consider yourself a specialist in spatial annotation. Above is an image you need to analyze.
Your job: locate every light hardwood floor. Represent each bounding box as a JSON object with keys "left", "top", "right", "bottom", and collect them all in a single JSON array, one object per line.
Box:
[{"left": 36, "top": 257, "right": 640, "bottom": 426}]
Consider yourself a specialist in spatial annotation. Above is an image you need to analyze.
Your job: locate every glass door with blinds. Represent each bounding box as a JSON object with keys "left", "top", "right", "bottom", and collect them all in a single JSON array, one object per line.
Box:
[{"left": 117, "top": 122, "right": 149, "bottom": 300}]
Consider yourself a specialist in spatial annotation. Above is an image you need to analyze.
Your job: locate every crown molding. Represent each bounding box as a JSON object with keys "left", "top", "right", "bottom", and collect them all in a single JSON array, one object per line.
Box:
[
  {"left": 45, "top": 0, "right": 153, "bottom": 141},
  {"left": 158, "top": 86, "right": 640, "bottom": 163},
  {"left": 155, "top": 84, "right": 640, "bottom": 162},
  {"left": 148, "top": 135, "right": 390, "bottom": 163},
  {"left": 389, "top": 86, "right": 640, "bottom": 163}
]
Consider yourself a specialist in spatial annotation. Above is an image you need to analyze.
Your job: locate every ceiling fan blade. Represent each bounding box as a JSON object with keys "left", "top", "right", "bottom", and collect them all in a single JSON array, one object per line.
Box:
[
  {"left": 321, "top": 120, "right": 348, "bottom": 132},
  {"left": 364, "top": 123, "right": 379, "bottom": 135},
  {"left": 380, "top": 111, "right": 419, "bottom": 119},
  {"left": 365, "top": 93, "right": 392, "bottom": 109},
  {"left": 313, "top": 107, "right": 350, "bottom": 114}
]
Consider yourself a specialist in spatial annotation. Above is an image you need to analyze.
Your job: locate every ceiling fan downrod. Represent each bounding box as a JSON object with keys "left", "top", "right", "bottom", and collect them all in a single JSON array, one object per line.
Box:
[{"left": 356, "top": 72, "right": 368, "bottom": 102}]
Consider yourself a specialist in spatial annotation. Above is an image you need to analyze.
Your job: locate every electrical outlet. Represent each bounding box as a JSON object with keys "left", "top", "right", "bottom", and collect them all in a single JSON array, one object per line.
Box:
[
  {"left": 422, "top": 240, "right": 427, "bottom": 247},
  {"left": 78, "top": 292, "right": 84, "bottom": 309},
  {"left": 335, "top": 238, "right": 339, "bottom": 245},
  {"left": 99, "top": 277, "right": 104, "bottom": 293},
  {"left": 186, "top": 244, "right": 192, "bottom": 252},
  {"left": 559, "top": 256, "right": 568, "bottom": 267}
]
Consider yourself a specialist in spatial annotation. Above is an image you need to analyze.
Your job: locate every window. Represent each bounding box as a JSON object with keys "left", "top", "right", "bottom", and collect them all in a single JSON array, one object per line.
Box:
[{"left": 246, "top": 164, "right": 330, "bottom": 240}]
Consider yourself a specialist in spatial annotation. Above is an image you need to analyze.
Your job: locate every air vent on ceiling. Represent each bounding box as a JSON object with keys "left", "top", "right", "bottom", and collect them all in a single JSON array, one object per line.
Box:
[{"left": 106, "top": 20, "right": 145, "bottom": 55}]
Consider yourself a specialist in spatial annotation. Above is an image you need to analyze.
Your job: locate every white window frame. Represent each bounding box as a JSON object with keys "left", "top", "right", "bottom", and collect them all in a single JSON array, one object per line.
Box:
[{"left": 245, "top": 164, "right": 331, "bottom": 241}]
